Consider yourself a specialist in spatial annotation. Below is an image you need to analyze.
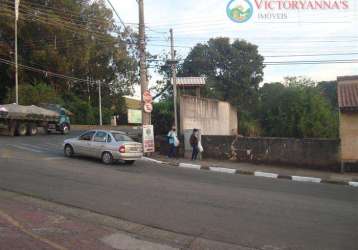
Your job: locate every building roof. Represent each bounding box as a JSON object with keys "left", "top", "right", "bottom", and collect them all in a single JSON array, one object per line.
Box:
[
  {"left": 124, "top": 96, "right": 141, "bottom": 110},
  {"left": 173, "top": 77, "right": 206, "bottom": 87},
  {"left": 337, "top": 76, "right": 358, "bottom": 111}
]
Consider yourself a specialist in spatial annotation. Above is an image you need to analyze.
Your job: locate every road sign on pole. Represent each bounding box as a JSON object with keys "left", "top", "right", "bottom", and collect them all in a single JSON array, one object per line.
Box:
[
  {"left": 144, "top": 103, "right": 153, "bottom": 113},
  {"left": 143, "top": 125, "right": 155, "bottom": 153},
  {"left": 143, "top": 90, "right": 153, "bottom": 103}
]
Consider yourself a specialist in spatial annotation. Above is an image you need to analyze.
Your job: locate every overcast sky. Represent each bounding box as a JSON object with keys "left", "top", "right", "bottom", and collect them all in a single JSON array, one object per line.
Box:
[{"left": 111, "top": 0, "right": 358, "bottom": 95}]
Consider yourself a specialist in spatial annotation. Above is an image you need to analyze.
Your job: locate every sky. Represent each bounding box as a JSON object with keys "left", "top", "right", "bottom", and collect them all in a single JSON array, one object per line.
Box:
[{"left": 111, "top": 0, "right": 358, "bottom": 96}]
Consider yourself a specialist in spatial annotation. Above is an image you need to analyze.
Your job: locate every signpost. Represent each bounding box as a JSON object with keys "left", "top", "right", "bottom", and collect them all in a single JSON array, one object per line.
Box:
[
  {"left": 144, "top": 103, "right": 153, "bottom": 113},
  {"left": 143, "top": 90, "right": 153, "bottom": 103},
  {"left": 142, "top": 90, "right": 154, "bottom": 153},
  {"left": 143, "top": 125, "right": 155, "bottom": 153}
]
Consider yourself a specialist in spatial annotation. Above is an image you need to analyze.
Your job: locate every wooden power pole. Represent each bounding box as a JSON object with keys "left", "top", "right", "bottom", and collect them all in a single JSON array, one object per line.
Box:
[
  {"left": 15, "top": 0, "right": 20, "bottom": 104},
  {"left": 170, "top": 29, "right": 178, "bottom": 131},
  {"left": 138, "top": 0, "right": 150, "bottom": 125}
]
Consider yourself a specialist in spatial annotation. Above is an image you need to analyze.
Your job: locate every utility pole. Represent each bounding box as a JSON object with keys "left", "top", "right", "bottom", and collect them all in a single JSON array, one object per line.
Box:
[
  {"left": 170, "top": 28, "right": 178, "bottom": 131},
  {"left": 15, "top": 0, "right": 20, "bottom": 104},
  {"left": 138, "top": 0, "right": 150, "bottom": 126},
  {"left": 98, "top": 81, "right": 102, "bottom": 126}
]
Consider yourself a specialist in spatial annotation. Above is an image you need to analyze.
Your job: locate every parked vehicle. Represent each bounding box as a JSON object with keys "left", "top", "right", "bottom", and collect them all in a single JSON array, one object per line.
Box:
[
  {"left": 0, "top": 103, "right": 72, "bottom": 136},
  {"left": 63, "top": 130, "right": 143, "bottom": 165}
]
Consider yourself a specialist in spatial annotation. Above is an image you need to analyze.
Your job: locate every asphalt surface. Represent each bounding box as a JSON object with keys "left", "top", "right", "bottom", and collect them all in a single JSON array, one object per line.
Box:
[{"left": 0, "top": 132, "right": 357, "bottom": 250}]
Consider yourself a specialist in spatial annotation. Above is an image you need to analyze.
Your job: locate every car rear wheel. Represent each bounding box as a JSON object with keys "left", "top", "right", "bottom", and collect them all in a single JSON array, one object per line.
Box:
[
  {"left": 64, "top": 144, "right": 74, "bottom": 157},
  {"left": 125, "top": 160, "right": 135, "bottom": 165},
  {"left": 102, "top": 152, "right": 113, "bottom": 165}
]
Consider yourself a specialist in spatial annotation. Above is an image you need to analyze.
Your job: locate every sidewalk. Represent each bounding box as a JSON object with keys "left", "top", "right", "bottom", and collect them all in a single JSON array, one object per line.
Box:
[
  {"left": 148, "top": 154, "right": 358, "bottom": 186},
  {"left": 0, "top": 190, "right": 181, "bottom": 250},
  {"left": 0, "top": 189, "right": 255, "bottom": 250}
]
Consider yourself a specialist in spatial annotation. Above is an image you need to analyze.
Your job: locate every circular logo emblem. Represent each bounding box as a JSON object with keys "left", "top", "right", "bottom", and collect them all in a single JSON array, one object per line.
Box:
[{"left": 227, "top": 0, "right": 253, "bottom": 23}]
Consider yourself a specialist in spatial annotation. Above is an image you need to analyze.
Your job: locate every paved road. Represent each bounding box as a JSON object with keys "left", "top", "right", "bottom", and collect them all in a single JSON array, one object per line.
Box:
[{"left": 0, "top": 133, "right": 357, "bottom": 250}]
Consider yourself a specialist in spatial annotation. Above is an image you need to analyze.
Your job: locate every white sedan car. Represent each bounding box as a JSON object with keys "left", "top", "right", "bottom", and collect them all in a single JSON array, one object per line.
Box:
[{"left": 63, "top": 130, "right": 143, "bottom": 165}]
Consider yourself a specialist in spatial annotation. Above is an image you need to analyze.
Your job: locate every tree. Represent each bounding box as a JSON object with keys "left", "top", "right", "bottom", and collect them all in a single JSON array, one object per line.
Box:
[
  {"left": 180, "top": 37, "right": 264, "bottom": 114},
  {"left": 0, "top": 0, "right": 138, "bottom": 124},
  {"left": 152, "top": 100, "right": 174, "bottom": 135},
  {"left": 259, "top": 78, "right": 338, "bottom": 138},
  {"left": 5, "top": 82, "right": 62, "bottom": 106},
  {"left": 317, "top": 81, "right": 338, "bottom": 109}
]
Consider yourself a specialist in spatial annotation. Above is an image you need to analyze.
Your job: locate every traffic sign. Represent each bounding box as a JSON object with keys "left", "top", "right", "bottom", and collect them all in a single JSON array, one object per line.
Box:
[
  {"left": 143, "top": 90, "right": 153, "bottom": 103},
  {"left": 144, "top": 103, "right": 153, "bottom": 113},
  {"left": 143, "top": 125, "right": 155, "bottom": 153}
]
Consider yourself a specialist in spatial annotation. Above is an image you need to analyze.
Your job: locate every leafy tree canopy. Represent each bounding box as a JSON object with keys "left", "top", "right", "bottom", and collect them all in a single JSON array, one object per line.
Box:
[
  {"left": 259, "top": 77, "right": 338, "bottom": 138},
  {"left": 0, "top": 0, "right": 139, "bottom": 124},
  {"left": 179, "top": 37, "right": 265, "bottom": 113}
]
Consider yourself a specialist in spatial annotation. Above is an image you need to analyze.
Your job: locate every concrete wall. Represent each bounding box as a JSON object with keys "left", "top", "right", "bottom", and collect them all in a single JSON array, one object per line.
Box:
[
  {"left": 205, "top": 136, "right": 342, "bottom": 171},
  {"left": 180, "top": 95, "right": 237, "bottom": 135},
  {"left": 340, "top": 112, "right": 358, "bottom": 162},
  {"left": 156, "top": 135, "right": 185, "bottom": 158},
  {"left": 157, "top": 135, "right": 343, "bottom": 171}
]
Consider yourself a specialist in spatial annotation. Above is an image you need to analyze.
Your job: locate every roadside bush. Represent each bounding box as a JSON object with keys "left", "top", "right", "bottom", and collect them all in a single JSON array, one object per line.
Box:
[{"left": 5, "top": 82, "right": 62, "bottom": 105}]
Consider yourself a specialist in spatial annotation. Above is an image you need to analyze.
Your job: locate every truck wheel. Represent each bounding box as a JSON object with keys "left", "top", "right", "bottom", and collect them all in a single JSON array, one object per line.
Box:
[
  {"left": 16, "top": 123, "right": 27, "bottom": 136},
  {"left": 27, "top": 124, "right": 38, "bottom": 136},
  {"left": 61, "top": 124, "right": 70, "bottom": 135},
  {"left": 8, "top": 122, "right": 16, "bottom": 136}
]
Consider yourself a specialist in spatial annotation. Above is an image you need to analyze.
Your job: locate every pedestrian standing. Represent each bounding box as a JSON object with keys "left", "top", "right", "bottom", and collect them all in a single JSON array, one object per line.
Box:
[
  {"left": 167, "top": 126, "right": 178, "bottom": 158},
  {"left": 190, "top": 129, "right": 199, "bottom": 161}
]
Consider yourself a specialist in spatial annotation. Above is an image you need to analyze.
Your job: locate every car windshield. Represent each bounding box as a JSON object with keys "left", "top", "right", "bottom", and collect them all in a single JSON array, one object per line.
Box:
[{"left": 112, "top": 133, "right": 134, "bottom": 142}]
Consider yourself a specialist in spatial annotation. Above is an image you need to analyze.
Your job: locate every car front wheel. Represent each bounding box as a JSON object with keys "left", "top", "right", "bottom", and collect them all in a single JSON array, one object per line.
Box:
[
  {"left": 64, "top": 144, "right": 74, "bottom": 157},
  {"left": 102, "top": 152, "right": 113, "bottom": 165}
]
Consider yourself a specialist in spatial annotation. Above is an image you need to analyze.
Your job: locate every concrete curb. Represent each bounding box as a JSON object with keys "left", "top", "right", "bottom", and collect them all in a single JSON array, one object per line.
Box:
[{"left": 141, "top": 157, "right": 358, "bottom": 188}]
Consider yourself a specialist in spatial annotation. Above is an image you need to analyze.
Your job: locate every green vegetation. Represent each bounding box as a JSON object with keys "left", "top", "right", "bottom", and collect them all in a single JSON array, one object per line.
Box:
[
  {"left": 5, "top": 82, "right": 62, "bottom": 106},
  {"left": 152, "top": 100, "right": 174, "bottom": 135},
  {"left": 0, "top": 1, "right": 338, "bottom": 140},
  {"left": 0, "top": 0, "right": 138, "bottom": 124},
  {"left": 259, "top": 78, "right": 338, "bottom": 138},
  {"left": 156, "top": 38, "right": 338, "bottom": 138},
  {"left": 180, "top": 37, "right": 264, "bottom": 115}
]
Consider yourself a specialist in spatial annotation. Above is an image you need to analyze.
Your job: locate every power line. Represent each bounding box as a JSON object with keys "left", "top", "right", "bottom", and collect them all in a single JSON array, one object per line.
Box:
[
  {"left": 0, "top": 9, "right": 114, "bottom": 42},
  {"left": 0, "top": 58, "right": 88, "bottom": 83},
  {"left": 1, "top": 4, "right": 123, "bottom": 43},
  {"left": 105, "top": 0, "right": 130, "bottom": 33},
  {"left": 264, "top": 52, "right": 358, "bottom": 58},
  {"left": 105, "top": 0, "right": 137, "bottom": 45},
  {"left": 2, "top": 0, "right": 113, "bottom": 27},
  {"left": 264, "top": 59, "right": 358, "bottom": 65}
]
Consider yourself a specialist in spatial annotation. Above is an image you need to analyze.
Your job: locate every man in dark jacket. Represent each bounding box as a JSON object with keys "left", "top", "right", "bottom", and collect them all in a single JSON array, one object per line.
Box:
[{"left": 190, "top": 129, "right": 199, "bottom": 161}]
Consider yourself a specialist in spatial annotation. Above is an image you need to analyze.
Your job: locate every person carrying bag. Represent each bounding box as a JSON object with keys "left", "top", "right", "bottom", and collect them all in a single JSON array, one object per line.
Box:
[
  {"left": 190, "top": 129, "right": 200, "bottom": 161},
  {"left": 167, "top": 126, "right": 179, "bottom": 158}
]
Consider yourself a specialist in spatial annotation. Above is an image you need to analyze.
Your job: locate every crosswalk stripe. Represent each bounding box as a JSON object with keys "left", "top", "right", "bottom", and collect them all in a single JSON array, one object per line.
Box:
[{"left": 10, "top": 145, "right": 44, "bottom": 153}]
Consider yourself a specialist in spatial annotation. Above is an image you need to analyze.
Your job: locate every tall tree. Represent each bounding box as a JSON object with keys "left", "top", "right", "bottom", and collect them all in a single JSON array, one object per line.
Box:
[
  {"left": 0, "top": 0, "right": 138, "bottom": 124},
  {"left": 179, "top": 37, "right": 264, "bottom": 113},
  {"left": 259, "top": 77, "right": 338, "bottom": 138},
  {"left": 317, "top": 81, "right": 338, "bottom": 109}
]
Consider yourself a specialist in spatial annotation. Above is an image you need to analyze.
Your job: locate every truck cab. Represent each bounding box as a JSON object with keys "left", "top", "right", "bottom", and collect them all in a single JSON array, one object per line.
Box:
[{"left": 43, "top": 104, "right": 72, "bottom": 135}]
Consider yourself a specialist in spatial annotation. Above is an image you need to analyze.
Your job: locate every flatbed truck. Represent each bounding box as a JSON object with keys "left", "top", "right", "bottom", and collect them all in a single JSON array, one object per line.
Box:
[{"left": 0, "top": 103, "right": 71, "bottom": 136}]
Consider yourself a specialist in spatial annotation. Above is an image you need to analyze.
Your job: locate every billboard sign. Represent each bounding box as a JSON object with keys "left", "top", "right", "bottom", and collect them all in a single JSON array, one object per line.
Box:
[
  {"left": 128, "top": 109, "right": 142, "bottom": 124},
  {"left": 143, "top": 125, "right": 155, "bottom": 153}
]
